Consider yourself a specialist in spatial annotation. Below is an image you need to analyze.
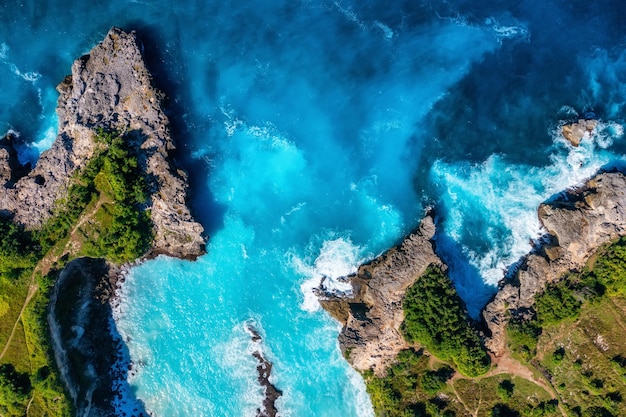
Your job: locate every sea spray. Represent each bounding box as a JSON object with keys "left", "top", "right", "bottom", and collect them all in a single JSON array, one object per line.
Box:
[{"left": 432, "top": 118, "right": 625, "bottom": 316}]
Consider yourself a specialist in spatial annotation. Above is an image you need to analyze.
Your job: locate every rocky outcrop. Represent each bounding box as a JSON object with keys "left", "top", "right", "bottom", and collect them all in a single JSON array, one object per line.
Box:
[
  {"left": 483, "top": 171, "right": 626, "bottom": 356},
  {"left": 47, "top": 258, "right": 148, "bottom": 417},
  {"left": 0, "top": 27, "right": 204, "bottom": 259},
  {"left": 318, "top": 212, "right": 443, "bottom": 376},
  {"left": 561, "top": 119, "right": 598, "bottom": 146},
  {"left": 0, "top": 131, "right": 29, "bottom": 187},
  {"left": 2, "top": 27, "right": 208, "bottom": 417},
  {"left": 244, "top": 323, "right": 283, "bottom": 417}
]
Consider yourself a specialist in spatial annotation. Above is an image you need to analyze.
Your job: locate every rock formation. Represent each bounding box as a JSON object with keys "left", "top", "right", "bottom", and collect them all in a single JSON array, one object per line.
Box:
[
  {"left": 318, "top": 212, "right": 443, "bottom": 376},
  {"left": 561, "top": 119, "right": 598, "bottom": 146},
  {"left": 0, "top": 27, "right": 204, "bottom": 259},
  {"left": 0, "top": 27, "right": 208, "bottom": 416},
  {"left": 483, "top": 171, "right": 626, "bottom": 356},
  {"left": 47, "top": 258, "right": 148, "bottom": 417}
]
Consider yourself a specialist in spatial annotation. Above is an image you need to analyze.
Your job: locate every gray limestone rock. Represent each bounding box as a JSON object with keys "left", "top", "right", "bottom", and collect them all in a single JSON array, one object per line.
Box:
[
  {"left": 0, "top": 27, "right": 205, "bottom": 259},
  {"left": 319, "top": 212, "right": 443, "bottom": 376},
  {"left": 482, "top": 171, "right": 626, "bottom": 356}
]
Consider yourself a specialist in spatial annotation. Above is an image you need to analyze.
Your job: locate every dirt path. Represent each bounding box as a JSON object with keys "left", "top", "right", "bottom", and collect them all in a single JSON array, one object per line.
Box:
[
  {"left": 487, "top": 352, "right": 567, "bottom": 417},
  {"left": 0, "top": 200, "right": 103, "bottom": 361}
]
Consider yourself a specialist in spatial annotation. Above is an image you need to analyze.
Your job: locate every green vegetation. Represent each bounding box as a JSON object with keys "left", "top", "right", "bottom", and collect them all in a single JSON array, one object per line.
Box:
[
  {"left": 0, "top": 218, "right": 40, "bottom": 279},
  {"left": 402, "top": 266, "right": 490, "bottom": 377},
  {"left": 504, "top": 236, "right": 626, "bottom": 417},
  {"left": 365, "top": 266, "right": 496, "bottom": 416},
  {"left": 0, "top": 129, "right": 154, "bottom": 415},
  {"left": 365, "top": 349, "right": 458, "bottom": 417}
]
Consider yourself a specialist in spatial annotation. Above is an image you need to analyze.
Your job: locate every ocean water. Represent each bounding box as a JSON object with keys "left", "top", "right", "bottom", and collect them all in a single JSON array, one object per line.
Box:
[{"left": 3, "top": 1, "right": 626, "bottom": 415}]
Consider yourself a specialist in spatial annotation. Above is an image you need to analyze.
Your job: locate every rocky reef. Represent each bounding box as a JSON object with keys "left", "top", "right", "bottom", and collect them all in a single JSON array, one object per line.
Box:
[
  {"left": 318, "top": 211, "right": 444, "bottom": 376},
  {"left": 561, "top": 119, "right": 598, "bottom": 146},
  {"left": 0, "top": 27, "right": 204, "bottom": 259},
  {"left": 483, "top": 170, "right": 626, "bottom": 355}
]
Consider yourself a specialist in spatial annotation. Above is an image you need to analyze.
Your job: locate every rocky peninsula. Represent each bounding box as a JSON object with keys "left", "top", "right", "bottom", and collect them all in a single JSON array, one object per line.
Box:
[
  {"left": 0, "top": 27, "right": 204, "bottom": 259},
  {"left": 0, "top": 27, "right": 206, "bottom": 416},
  {"left": 320, "top": 168, "right": 626, "bottom": 416},
  {"left": 319, "top": 211, "right": 444, "bottom": 376},
  {"left": 483, "top": 170, "right": 626, "bottom": 356}
]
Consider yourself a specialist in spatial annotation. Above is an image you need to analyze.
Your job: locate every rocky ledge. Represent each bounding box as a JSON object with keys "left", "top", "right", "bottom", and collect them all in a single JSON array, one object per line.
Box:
[
  {"left": 0, "top": 27, "right": 204, "bottom": 259},
  {"left": 321, "top": 170, "right": 626, "bottom": 374},
  {"left": 483, "top": 170, "right": 626, "bottom": 356},
  {"left": 318, "top": 211, "right": 443, "bottom": 376}
]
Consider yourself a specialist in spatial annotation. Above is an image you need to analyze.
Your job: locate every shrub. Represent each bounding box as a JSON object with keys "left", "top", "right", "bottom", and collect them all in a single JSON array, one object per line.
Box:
[
  {"left": 497, "top": 379, "right": 514, "bottom": 400},
  {"left": 401, "top": 266, "right": 490, "bottom": 377},
  {"left": 535, "top": 283, "right": 581, "bottom": 325}
]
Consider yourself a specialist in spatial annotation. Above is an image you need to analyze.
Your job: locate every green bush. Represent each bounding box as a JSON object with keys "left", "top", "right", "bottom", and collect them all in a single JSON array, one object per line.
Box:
[
  {"left": 0, "top": 217, "right": 39, "bottom": 278},
  {"left": 497, "top": 379, "right": 515, "bottom": 400},
  {"left": 535, "top": 283, "right": 581, "bottom": 325},
  {"left": 584, "top": 237, "right": 626, "bottom": 296},
  {"left": 507, "top": 316, "right": 540, "bottom": 361},
  {"left": 402, "top": 266, "right": 490, "bottom": 377}
]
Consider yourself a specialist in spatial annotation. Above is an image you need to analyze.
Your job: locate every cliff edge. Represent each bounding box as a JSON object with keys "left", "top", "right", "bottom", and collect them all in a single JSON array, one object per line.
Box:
[
  {"left": 0, "top": 27, "right": 204, "bottom": 259},
  {"left": 319, "top": 212, "right": 443, "bottom": 375},
  {"left": 0, "top": 27, "right": 208, "bottom": 416},
  {"left": 483, "top": 171, "right": 626, "bottom": 356}
]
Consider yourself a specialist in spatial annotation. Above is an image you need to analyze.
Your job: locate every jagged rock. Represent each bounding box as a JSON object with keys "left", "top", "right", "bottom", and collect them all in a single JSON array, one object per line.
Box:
[
  {"left": 0, "top": 27, "right": 204, "bottom": 259},
  {"left": 0, "top": 131, "right": 28, "bottom": 187},
  {"left": 319, "top": 212, "right": 443, "bottom": 376},
  {"left": 483, "top": 171, "right": 626, "bottom": 356},
  {"left": 561, "top": 119, "right": 598, "bottom": 146}
]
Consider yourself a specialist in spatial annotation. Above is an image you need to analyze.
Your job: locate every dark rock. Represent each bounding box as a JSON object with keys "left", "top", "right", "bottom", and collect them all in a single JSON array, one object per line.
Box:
[{"left": 47, "top": 258, "right": 148, "bottom": 417}]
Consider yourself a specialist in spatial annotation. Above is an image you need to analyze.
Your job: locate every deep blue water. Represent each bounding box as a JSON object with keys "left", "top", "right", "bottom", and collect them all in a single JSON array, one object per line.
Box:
[{"left": 3, "top": 1, "right": 626, "bottom": 416}]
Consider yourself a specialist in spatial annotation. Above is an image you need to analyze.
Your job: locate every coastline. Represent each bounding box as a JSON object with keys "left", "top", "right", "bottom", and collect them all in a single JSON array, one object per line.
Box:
[{"left": 1, "top": 27, "right": 207, "bottom": 416}]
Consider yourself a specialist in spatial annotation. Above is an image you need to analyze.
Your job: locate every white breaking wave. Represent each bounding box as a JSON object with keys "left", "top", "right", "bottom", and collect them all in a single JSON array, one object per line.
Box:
[
  {"left": 0, "top": 42, "right": 41, "bottom": 83},
  {"left": 433, "top": 119, "right": 624, "bottom": 287},
  {"left": 292, "top": 236, "right": 365, "bottom": 312}
]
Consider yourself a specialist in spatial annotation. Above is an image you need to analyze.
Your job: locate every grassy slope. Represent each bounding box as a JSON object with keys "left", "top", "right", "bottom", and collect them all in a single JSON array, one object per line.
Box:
[{"left": 0, "top": 130, "right": 152, "bottom": 416}]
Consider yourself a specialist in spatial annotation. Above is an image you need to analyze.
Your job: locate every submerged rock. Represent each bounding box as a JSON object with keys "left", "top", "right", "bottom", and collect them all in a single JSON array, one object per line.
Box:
[
  {"left": 482, "top": 171, "right": 626, "bottom": 355},
  {"left": 318, "top": 211, "right": 443, "bottom": 376},
  {"left": 0, "top": 27, "right": 205, "bottom": 259}
]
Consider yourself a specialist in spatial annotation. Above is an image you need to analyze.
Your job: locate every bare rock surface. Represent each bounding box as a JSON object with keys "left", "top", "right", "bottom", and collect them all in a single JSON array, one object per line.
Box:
[
  {"left": 0, "top": 27, "right": 204, "bottom": 259},
  {"left": 319, "top": 212, "right": 443, "bottom": 376},
  {"left": 561, "top": 119, "right": 598, "bottom": 146},
  {"left": 483, "top": 171, "right": 626, "bottom": 356}
]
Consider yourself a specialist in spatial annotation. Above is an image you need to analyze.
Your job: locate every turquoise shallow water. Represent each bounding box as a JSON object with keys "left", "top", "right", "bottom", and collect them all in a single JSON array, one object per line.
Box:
[{"left": 3, "top": 1, "right": 626, "bottom": 415}]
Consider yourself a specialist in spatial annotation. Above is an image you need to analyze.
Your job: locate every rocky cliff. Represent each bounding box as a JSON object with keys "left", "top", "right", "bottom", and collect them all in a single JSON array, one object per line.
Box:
[
  {"left": 483, "top": 171, "right": 626, "bottom": 356},
  {"left": 0, "top": 27, "right": 204, "bottom": 259},
  {"left": 321, "top": 170, "right": 626, "bottom": 375},
  {"left": 0, "top": 27, "right": 207, "bottom": 416},
  {"left": 319, "top": 212, "right": 443, "bottom": 376}
]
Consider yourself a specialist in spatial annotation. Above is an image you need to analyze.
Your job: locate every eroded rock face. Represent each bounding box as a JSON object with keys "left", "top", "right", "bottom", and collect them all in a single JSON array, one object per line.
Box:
[
  {"left": 0, "top": 27, "right": 204, "bottom": 259},
  {"left": 319, "top": 213, "right": 443, "bottom": 376},
  {"left": 47, "top": 258, "right": 147, "bottom": 417},
  {"left": 482, "top": 171, "right": 626, "bottom": 356}
]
